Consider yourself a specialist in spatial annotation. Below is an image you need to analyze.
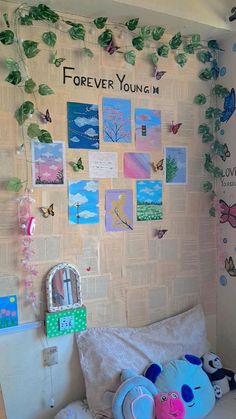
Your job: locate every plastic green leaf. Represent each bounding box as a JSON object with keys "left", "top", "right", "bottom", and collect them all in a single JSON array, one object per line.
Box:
[
  {"left": 18, "top": 15, "right": 33, "bottom": 25},
  {"left": 98, "top": 29, "right": 112, "bottom": 47},
  {"left": 152, "top": 26, "right": 165, "bottom": 41},
  {"left": 202, "top": 181, "right": 213, "bottom": 192},
  {"left": 169, "top": 32, "right": 182, "bottom": 49},
  {"left": 175, "top": 53, "right": 187, "bottom": 67},
  {"left": 125, "top": 18, "right": 139, "bottom": 31},
  {"left": 212, "top": 84, "right": 229, "bottom": 98},
  {"left": 29, "top": 4, "right": 59, "bottom": 23},
  {"left": 198, "top": 124, "right": 209, "bottom": 135},
  {"left": 6, "top": 177, "right": 23, "bottom": 192},
  {"left": 202, "top": 133, "right": 214, "bottom": 143},
  {"left": 24, "top": 78, "right": 36, "bottom": 93},
  {"left": 5, "top": 70, "right": 21, "bottom": 85},
  {"left": 27, "top": 123, "right": 41, "bottom": 138},
  {"left": 211, "top": 140, "right": 225, "bottom": 158},
  {"left": 38, "top": 129, "right": 53, "bottom": 143},
  {"left": 199, "top": 68, "right": 212, "bottom": 81},
  {"left": 132, "top": 36, "right": 144, "bottom": 51},
  {"left": 3, "top": 12, "right": 10, "bottom": 28},
  {"left": 22, "top": 40, "right": 40, "bottom": 58},
  {"left": 82, "top": 47, "right": 94, "bottom": 58},
  {"left": 0, "top": 30, "right": 14, "bottom": 45},
  {"left": 38, "top": 84, "right": 54, "bottom": 95},
  {"left": 205, "top": 107, "right": 215, "bottom": 119},
  {"left": 5, "top": 58, "right": 19, "bottom": 71},
  {"left": 15, "top": 101, "right": 34, "bottom": 125},
  {"left": 191, "top": 34, "right": 201, "bottom": 46},
  {"left": 208, "top": 39, "right": 223, "bottom": 51},
  {"left": 215, "top": 119, "right": 221, "bottom": 132},
  {"left": 184, "top": 44, "right": 195, "bottom": 54},
  {"left": 149, "top": 52, "right": 159, "bottom": 65},
  {"left": 209, "top": 207, "right": 216, "bottom": 217},
  {"left": 140, "top": 26, "right": 152, "bottom": 39},
  {"left": 157, "top": 44, "right": 169, "bottom": 57},
  {"left": 194, "top": 94, "right": 207, "bottom": 105},
  {"left": 213, "top": 167, "right": 223, "bottom": 178},
  {"left": 124, "top": 50, "right": 136, "bottom": 65},
  {"left": 93, "top": 17, "right": 108, "bottom": 29},
  {"left": 197, "top": 50, "right": 212, "bottom": 63},
  {"left": 42, "top": 31, "right": 57, "bottom": 47},
  {"left": 69, "top": 24, "right": 85, "bottom": 40}
]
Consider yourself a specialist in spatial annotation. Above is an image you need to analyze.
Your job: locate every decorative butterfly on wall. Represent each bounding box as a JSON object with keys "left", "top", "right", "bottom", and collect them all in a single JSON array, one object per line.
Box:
[
  {"left": 211, "top": 59, "right": 220, "bottom": 80},
  {"left": 153, "top": 228, "right": 168, "bottom": 239},
  {"left": 151, "top": 159, "right": 164, "bottom": 172},
  {"left": 170, "top": 121, "right": 182, "bottom": 134},
  {"left": 220, "top": 88, "right": 236, "bottom": 123},
  {"left": 221, "top": 144, "right": 230, "bottom": 161},
  {"left": 219, "top": 199, "right": 236, "bottom": 228},
  {"left": 153, "top": 66, "right": 166, "bottom": 80},
  {"left": 40, "top": 109, "right": 52, "bottom": 123},
  {"left": 225, "top": 256, "right": 236, "bottom": 277},
  {"left": 40, "top": 204, "right": 54, "bottom": 218},
  {"left": 104, "top": 39, "right": 119, "bottom": 55},
  {"left": 70, "top": 157, "right": 84, "bottom": 172}
]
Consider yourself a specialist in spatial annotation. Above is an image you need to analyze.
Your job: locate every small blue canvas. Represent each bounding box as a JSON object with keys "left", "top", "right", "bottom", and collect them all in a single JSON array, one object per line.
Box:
[
  {"left": 67, "top": 102, "right": 99, "bottom": 149},
  {"left": 0, "top": 295, "right": 18, "bottom": 329}
]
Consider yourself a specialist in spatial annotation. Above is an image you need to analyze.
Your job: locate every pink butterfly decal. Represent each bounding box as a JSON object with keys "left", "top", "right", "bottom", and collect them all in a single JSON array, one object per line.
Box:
[
  {"left": 153, "top": 229, "right": 168, "bottom": 239},
  {"left": 105, "top": 39, "right": 119, "bottom": 55},
  {"left": 153, "top": 67, "right": 166, "bottom": 80},
  {"left": 219, "top": 199, "right": 236, "bottom": 228},
  {"left": 39, "top": 109, "right": 52, "bottom": 123},
  {"left": 170, "top": 121, "right": 182, "bottom": 134}
]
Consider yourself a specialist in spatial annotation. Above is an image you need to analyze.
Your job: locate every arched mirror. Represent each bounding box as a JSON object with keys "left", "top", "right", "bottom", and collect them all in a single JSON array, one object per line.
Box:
[{"left": 46, "top": 263, "right": 82, "bottom": 312}]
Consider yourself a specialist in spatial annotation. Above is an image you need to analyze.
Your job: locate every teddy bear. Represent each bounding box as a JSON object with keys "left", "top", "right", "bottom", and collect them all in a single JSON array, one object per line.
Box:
[{"left": 201, "top": 352, "right": 236, "bottom": 399}]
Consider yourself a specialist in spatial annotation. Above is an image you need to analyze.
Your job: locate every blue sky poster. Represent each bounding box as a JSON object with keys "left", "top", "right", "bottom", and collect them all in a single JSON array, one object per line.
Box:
[
  {"left": 68, "top": 180, "right": 99, "bottom": 224},
  {"left": 0, "top": 295, "right": 18, "bottom": 329},
  {"left": 164, "top": 147, "right": 187, "bottom": 184},
  {"left": 67, "top": 102, "right": 99, "bottom": 149},
  {"left": 103, "top": 97, "right": 131, "bottom": 143},
  {"left": 136, "top": 180, "right": 163, "bottom": 221}
]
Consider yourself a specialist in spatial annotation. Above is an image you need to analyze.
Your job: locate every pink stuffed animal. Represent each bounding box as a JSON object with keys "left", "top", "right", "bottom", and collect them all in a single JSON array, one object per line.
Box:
[{"left": 155, "top": 391, "right": 185, "bottom": 419}]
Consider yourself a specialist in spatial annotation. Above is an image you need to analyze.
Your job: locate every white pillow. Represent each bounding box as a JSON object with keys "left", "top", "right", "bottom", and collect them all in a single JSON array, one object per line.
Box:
[{"left": 76, "top": 305, "right": 209, "bottom": 418}]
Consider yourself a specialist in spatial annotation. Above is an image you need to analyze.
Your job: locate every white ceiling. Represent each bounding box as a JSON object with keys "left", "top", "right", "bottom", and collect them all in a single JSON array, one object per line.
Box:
[{"left": 3, "top": 0, "right": 236, "bottom": 39}]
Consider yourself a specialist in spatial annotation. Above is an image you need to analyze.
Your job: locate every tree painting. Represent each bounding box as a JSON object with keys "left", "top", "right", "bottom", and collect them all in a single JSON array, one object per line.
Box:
[
  {"left": 105, "top": 190, "right": 133, "bottom": 231},
  {"left": 103, "top": 97, "right": 131, "bottom": 143},
  {"left": 166, "top": 155, "right": 178, "bottom": 183},
  {"left": 165, "top": 147, "right": 187, "bottom": 184}
]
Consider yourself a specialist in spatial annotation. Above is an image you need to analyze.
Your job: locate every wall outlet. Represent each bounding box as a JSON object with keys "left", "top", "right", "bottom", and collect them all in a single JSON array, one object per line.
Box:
[
  {"left": 59, "top": 315, "right": 74, "bottom": 331},
  {"left": 43, "top": 346, "right": 58, "bottom": 367}
]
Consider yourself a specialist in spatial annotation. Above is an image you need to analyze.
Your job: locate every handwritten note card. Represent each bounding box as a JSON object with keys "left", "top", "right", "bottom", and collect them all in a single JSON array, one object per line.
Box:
[{"left": 89, "top": 151, "right": 118, "bottom": 178}]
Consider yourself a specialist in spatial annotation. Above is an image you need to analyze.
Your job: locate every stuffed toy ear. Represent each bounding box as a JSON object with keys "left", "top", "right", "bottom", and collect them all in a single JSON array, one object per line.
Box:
[
  {"left": 184, "top": 354, "right": 202, "bottom": 367},
  {"left": 144, "top": 363, "right": 162, "bottom": 383}
]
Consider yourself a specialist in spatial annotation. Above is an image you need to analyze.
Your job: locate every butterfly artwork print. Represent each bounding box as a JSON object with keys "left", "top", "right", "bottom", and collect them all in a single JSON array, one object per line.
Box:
[
  {"left": 221, "top": 144, "right": 230, "bottom": 161},
  {"left": 220, "top": 88, "right": 236, "bottom": 123},
  {"left": 70, "top": 157, "right": 84, "bottom": 172},
  {"left": 170, "top": 121, "right": 182, "bottom": 134},
  {"left": 153, "top": 66, "right": 166, "bottom": 80},
  {"left": 225, "top": 256, "right": 236, "bottom": 277},
  {"left": 104, "top": 39, "right": 119, "bottom": 55},
  {"left": 153, "top": 228, "right": 168, "bottom": 238},
  {"left": 39, "top": 109, "right": 52, "bottom": 124},
  {"left": 40, "top": 203, "right": 54, "bottom": 218},
  {"left": 219, "top": 199, "right": 236, "bottom": 228},
  {"left": 151, "top": 159, "right": 164, "bottom": 172}
]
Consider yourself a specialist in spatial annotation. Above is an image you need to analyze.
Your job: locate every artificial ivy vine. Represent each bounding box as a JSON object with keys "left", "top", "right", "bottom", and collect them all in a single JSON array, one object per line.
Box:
[{"left": 0, "top": 2, "right": 231, "bottom": 214}]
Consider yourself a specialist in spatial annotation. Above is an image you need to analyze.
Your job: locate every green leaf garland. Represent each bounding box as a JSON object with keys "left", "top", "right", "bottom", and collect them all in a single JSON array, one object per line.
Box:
[
  {"left": 152, "top": 26, "right": 165, "bottom": 41},
  {"left": 124, "top": 50, "right": 136, "bottom": 65},
  {"left": 98, "top": 29, "right": 112, "bottom": 47},
  {"left": 125, "top": 18, "right": 139, "bottom": 31},
  {"left": 132, "top": 36, "right": 144, "bottom": 51},
  {"left": 5, "top": 70, "right": 21, "bottom": 85},
  {"left": 42, "top": 31, "right": 57, "bottom": 47},
  {"left": 68, "top": 24, "right": 85, "bottom": 40},
  {"left": 15, "top": 101, "right": 34, "bottom": 125},
  {"left": 0, "top": 29, "right": 14, "bottom": 44},
  {"left": 94, "top": 17, "right": 108, "bottom": 29},
  {"left": 38, "top": 84, "right": 54, "bottom": 95},
  {"left": 24, "top": 78, "right": 36, "bottom": 93},
  {"left": 6, "top": 177, "right": 23, "bottom": 192},
  {"left": 27, "top": 123, "right": 41, "bottom": 138},
  {"left": 22, "top": 40, "right": 40, "bottom": 58}
]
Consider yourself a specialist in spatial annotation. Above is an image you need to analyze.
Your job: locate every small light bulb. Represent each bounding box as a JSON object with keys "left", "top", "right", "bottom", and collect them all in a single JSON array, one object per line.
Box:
[{"left": 49, "top": 398, "right": 55, "bottom": 408}]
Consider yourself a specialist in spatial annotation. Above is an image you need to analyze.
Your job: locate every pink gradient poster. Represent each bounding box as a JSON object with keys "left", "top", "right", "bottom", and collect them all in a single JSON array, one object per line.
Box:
[
  {"left": 135, "top": 108, "right": 161, "bottom": 151},
  {"left": 32, "top": 141, "right": 65, "bottom": 187},
  {"left": 124, "top": 152, "right": 151, "bottom": 179}
]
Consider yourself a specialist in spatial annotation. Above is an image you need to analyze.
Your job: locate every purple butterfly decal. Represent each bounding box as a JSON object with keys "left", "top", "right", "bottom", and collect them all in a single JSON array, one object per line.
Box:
[
  {"left": 153, "top": 229, "right": 168, "bottom": 239},
  {"left": 153, "top": 67, "right": 166, "bottom": 80},
  {"left": 39, "top": 109, "right": 52, "bottom": 124},
  {"left": 170, "top": 121, "right": 182, "bottom": 134},
  {"left": 105, "top": 39, "right": 119, "bottom": 55}
]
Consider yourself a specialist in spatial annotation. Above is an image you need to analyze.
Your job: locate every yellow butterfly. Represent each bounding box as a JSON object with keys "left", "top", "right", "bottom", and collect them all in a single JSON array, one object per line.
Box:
[
  {"left": 40, "top": 203, "right": 54, "bottom": 218},
  {"left": 152, "top": 159, "right": 164, "bottom": 172}
]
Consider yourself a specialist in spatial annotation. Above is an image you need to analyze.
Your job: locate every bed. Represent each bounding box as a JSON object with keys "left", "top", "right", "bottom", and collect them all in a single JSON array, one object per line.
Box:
[{"left": 54, "top": 305, "right": 236, "bottom": 419}]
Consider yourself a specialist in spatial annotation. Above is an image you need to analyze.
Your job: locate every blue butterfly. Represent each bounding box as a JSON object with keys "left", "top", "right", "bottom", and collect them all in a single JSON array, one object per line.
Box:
[
  {"left": 211, "top": 59, "right": 219, "bottom": 80},
  {"left": 220, "top": 88, "right": 236, "bottom": 123}
]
